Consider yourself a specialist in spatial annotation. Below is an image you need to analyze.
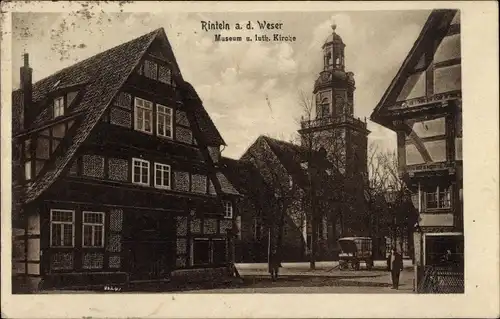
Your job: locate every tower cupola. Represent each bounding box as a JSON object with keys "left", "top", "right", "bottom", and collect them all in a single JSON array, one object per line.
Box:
[{"left": 322, "top": 24, "right": 346, "bottom": 71}]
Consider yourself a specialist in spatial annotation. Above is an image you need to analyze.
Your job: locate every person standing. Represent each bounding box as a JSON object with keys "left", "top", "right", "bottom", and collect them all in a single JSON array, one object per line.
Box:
[
  {"left": 389, "top": 247, "right": 404, "bottom": 289},
  {"left": 269, "top": 249, "right": 280, "bottom": 281}
]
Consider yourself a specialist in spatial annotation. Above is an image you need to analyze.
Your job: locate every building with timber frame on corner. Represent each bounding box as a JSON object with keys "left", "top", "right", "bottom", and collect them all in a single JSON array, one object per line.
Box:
[
  {"left": 370, "top": 9, "right": 464, "bottom": 293},
  {"left": 11, "top": 28, "right": 241, "bottom": 292}
]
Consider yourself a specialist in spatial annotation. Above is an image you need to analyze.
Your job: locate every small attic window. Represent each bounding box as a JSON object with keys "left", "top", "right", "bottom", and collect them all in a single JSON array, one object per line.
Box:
[{"left": 53, "top": 96, "right": 65, "bottom": 118}]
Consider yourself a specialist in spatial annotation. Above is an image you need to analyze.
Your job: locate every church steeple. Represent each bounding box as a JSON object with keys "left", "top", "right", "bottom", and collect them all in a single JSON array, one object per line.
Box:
[
  {"left": 313, "top": 24, "right": 355, "bottom": 119},
  {"left": 323, "top": 24, "right": 346, "bottom": 71}
]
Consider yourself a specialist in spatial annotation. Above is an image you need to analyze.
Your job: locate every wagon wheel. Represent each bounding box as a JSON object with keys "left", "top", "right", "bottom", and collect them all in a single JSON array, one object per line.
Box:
[
  {"left": 339, "top": 261, "right": 346, "bottom": 270},
  {"left": 350, "top": 261, "right": 359, "bottom": 271}
]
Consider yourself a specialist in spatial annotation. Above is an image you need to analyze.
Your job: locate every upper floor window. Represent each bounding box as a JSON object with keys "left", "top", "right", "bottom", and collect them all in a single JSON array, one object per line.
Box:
[
  {"left": 154, "top": 162, "right": 171, "bottom": 189},
  {"left": 134, "top": 97, "right": 153, "bottom": 134},
  {"left": 82, "top": 211, "right": 105, "bottom": 248},
  {"left": 132, "top": 158, "right": 150, "bottom": 186},
  {"left": 50, "top": 209, "right": 75, "bottom": 247},
  {"left": 138, "top": 59, "right": 174, "bottom": 86},
  {"left": 223, "top": 201, "right": 233, "bottom": 219},
  {"left": 53, "top": 96, "right": 65, "bottom": 118},
  {"left": 424, "top": 184, "right": 451, "bottom": 210},
  {"left": 156, "top": 104, "right": 173, "bottom": 138}
]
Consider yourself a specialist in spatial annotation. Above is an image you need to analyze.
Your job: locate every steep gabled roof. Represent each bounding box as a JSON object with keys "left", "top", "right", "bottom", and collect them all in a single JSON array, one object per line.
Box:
[
  {"left": 18, "top": 28, "right": 225, "bottom": 203},
  {"left": 220, "top": 156, "right": 271, "bottom": 197},
  {"left": 370, "top": 9, "right": 458, "bottom": 127},
  {"left": 242, "top": 135, "right": 338, "bottom": 192}
]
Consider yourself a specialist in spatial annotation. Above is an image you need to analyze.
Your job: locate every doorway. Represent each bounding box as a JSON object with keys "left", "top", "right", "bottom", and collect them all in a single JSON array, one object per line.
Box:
[{"left": 123, "top": 212, "right": 175, "bottom": 281}]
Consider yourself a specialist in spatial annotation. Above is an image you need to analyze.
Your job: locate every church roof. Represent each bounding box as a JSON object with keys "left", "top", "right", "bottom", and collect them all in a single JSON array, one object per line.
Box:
[{"left": 323, "top": 24, "right": 345, "bottom": 47}]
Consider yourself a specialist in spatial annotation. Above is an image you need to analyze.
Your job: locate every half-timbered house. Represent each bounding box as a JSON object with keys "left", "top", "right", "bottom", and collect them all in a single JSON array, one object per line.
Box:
[
  {"left": 11, "top": 28, "right": 240, "bottom": 292},
  {"left": 370, "top": 9, "right": 463, "bottom": 292}
]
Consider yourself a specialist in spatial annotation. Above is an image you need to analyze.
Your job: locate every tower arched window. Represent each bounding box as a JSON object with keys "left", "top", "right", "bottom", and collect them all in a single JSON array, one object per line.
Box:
[
  {"left": 320, "top": 97, "right": 330, "bottom": 118},
  {"left": 324, "top": 50, "right": 332, "bottom": 67}
]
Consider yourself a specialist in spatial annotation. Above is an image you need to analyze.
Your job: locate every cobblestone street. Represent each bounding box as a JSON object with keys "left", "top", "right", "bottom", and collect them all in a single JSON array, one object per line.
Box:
[{"left": 184, "top": 261, "right": 415, "bottom": 293}]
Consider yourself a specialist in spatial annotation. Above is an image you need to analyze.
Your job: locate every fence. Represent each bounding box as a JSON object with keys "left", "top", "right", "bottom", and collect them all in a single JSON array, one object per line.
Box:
[{"left": 418, "top": 265, "right": 464, "bottom": 293}]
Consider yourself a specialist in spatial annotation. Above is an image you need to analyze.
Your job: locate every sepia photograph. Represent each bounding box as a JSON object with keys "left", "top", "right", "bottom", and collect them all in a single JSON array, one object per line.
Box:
[{"left": 1, "top": 1, "right": 498, "bottom": 318}]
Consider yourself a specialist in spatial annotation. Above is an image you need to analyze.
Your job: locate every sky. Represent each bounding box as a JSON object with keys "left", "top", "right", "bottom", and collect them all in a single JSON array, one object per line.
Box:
[{"left": 11, "top": 10, "right": 431, "bottom": 159}]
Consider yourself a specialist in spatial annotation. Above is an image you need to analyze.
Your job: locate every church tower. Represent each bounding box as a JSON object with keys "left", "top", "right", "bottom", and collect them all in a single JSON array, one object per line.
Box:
[
  {"left": 298, "top": 24, "right": 370, "bottom": 236},
  {"left": 299, "top": 24, "right": 369, "bottom": 179}
]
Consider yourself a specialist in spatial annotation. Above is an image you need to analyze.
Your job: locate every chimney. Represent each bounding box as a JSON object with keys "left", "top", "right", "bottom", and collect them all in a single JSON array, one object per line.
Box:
[{"left": 20, "top": 53, "right": 33, "bottom": 128}]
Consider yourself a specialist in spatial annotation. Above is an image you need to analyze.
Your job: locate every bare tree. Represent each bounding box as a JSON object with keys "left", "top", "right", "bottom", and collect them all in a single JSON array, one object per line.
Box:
[
  {"left": 295, "top": 90, "right": 352, "bottom": 269},
  {"left": 366, "top": 143, "right": 418, "bottom": 256}
]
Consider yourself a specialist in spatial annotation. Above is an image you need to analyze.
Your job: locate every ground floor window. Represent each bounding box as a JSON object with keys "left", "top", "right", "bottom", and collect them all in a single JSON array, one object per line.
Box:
[
  {"left": 192, "top": 237, "right": 227, "bottom": 265},
  {"left": 48, "top": 208, "right": 116, "bottom": 272},
  {"left": 50, "top": 209, "right": 75, "bottom": 247},
  {"left": 425, "top": 234, "right": 464, "bottom": 269}
]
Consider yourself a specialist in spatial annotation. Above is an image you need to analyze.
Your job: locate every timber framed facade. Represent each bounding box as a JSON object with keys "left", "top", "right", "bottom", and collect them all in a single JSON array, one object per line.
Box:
[
  {"left": 371, "top": 9, "right": 463, "bottom": 293},
  {"left": 11, "top": 28, "right": 240, "bottom": 292}
]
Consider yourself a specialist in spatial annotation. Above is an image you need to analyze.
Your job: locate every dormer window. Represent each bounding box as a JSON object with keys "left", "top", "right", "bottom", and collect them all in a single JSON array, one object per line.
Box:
[{"left": 53, "top": 96, "right": 65, "bottom": 118}]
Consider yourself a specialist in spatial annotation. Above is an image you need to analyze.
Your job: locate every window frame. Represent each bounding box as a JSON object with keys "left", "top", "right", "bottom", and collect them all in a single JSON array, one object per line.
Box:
[
  {"left": 53, "top": 96, "right": 65, "bottom": 118},
  {"left": 154, "top": 162, "right": 171, "bottom": 190},
  {"left": 156, "top": 104, "right": 174, "bottom": 139},
  {"left": 82, "top": 211, "right": 105, "bottom": 248},
  {"left": 132, "top": 158, "right": 150, "bottom": 186},
  {"left": 191, "top": 237, "right": 228, "bottom": 266},
  {"left": 50, "top": 209, "right": 75, "bottom": 248},
  {"left": 134, "top": 97, "right": 153, "bottom": 134},
  {"left": 223, "top": 201, "right": 233, "bottom": 219},
  {"left": 424, "top": 184, "right": 452, "bottom": 211}
]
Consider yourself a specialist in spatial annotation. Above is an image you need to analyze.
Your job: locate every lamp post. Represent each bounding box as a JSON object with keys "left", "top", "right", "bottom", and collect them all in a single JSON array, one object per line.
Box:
[{"left": 384, "top": 185, "right": 396, "bottom": 251}]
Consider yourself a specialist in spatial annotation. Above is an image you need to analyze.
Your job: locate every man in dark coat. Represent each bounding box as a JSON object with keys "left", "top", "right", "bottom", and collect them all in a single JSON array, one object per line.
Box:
[
  {"left": 388, "top": 247, "right": 404, "bottom": 289},
  {"left": 269, "top": 249, "right": 280, "bottom": 281}
]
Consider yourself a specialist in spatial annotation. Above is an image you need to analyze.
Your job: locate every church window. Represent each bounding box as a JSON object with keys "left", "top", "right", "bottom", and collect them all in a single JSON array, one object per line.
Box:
[{"left": 319, "top": 97, "right": 330, "bottom": 117}]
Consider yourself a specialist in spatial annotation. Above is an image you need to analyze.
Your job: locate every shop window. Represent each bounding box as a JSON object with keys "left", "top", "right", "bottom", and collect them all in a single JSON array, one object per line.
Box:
[
  {"left": 134, "top": 97, "right": 153, "bottom": 134},
  {"left": 132, "top": 158, "right": 150, "bottom": 186},
  {"left": 50, "top": 209, "right": 75, "bottom": 247},
  {"left": 156, "top": 104, "right": 173, "bottom": 138},
  {"left": 82, "top": 211, "right": 105, "bottom": 248}
]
